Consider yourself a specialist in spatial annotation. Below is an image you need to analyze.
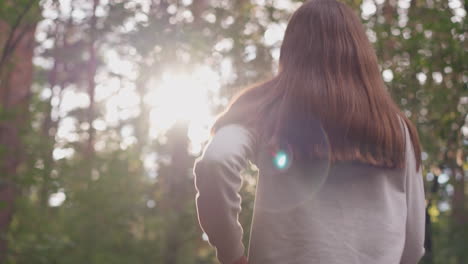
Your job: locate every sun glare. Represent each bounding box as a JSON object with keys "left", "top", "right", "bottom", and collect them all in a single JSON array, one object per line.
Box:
[
  {"left": 53, "top": 48, "right": 221, "bottom": 159},
  {"left": 146, "top": 66, "right": 221, "bottom": 154}
]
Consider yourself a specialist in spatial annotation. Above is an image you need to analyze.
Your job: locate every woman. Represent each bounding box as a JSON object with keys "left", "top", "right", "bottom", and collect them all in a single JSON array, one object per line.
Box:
[{"left": 193, "top": 0, "right": 426, "bottom": 263}]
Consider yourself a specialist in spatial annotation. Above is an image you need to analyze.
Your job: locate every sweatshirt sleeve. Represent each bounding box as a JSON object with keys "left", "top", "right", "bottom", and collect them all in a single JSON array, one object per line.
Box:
[
  {"left": 400, "top": 122, "right": 426, "bottom": 264},
  {"left": 193, "top": 124, "right": 256, "bottom": 264}
]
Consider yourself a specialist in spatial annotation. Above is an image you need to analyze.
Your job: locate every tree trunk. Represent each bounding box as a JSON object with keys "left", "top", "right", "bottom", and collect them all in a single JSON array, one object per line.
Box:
[
  {"left": 158, "top": 122, "right": 194, "bottom": 264},
  {"left": 0, "top": 2, "right": 38, "bottom": 260},
  {"left": 86, "top": 0, "right": 99, "bottom": 158}
]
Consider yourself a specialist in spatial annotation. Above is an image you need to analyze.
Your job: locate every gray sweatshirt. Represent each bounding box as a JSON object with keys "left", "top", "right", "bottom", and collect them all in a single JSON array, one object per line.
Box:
[{"left": 194, "top": 121, "right": 426, "bottom": 264}]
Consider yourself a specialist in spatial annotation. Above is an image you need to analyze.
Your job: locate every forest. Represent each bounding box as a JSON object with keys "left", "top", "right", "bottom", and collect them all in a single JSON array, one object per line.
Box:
[{"left": 0, "top": 0, "right": 466, "bottom": 263}]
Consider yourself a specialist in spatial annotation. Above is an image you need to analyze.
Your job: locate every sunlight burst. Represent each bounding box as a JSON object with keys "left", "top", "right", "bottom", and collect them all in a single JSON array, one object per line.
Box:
[{"left": 146, "top": 66, "right": 221, "bottom": 153}]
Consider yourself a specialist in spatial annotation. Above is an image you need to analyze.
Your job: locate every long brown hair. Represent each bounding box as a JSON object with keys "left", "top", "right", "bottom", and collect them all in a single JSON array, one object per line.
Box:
[{"left": 212, "top": 0, "right": 421, "bottom": 170}]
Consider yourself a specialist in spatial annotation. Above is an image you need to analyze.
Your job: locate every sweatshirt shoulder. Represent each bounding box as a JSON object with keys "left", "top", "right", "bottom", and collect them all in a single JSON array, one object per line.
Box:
[{"left": 198, "top": 124, "right": 257, "bottom": 164}]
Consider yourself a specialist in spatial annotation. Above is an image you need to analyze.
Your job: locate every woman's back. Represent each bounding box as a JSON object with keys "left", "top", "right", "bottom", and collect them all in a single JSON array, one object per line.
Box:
[
  {"left": 194, "top": 121, "right": 425, "bottom": 264},
  {"left": 249, "top": 162, "right": 407, "bottom": 263}
]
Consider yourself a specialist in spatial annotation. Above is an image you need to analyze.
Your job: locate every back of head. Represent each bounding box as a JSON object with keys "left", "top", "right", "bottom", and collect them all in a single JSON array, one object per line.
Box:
[
  {"left": 213, "top": 0, "right": 422, "bottom": 170},
  {"left": 280, "top": 0, "right": 373, "bottom": 73}
]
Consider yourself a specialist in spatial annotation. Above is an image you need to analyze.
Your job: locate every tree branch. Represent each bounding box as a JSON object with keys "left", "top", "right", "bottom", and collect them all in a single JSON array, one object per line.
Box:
[{"left": 0, "top": 0, "right": 38, "bottom": 71}]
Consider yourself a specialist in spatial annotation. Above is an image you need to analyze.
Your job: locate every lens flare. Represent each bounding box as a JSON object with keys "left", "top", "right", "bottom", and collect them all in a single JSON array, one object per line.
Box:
[
  {"left": 273, "top": 150, "right": 291, "bottom": 170},
  {"left": 269, "top": 144, "right": 293, "bottom": 172},
  {"left": 255, "top": 121, "right": 331, "bottom": 213}
]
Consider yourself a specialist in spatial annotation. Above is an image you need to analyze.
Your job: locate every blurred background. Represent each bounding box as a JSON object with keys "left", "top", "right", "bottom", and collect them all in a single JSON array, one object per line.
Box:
[{"left": 0, "top": 0, "right": 466, "bottom": 263}]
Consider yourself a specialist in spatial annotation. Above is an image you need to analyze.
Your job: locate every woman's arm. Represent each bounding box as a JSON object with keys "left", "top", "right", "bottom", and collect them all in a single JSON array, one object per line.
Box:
[
  {"left": 400, "top": 123, "right": 426, "bottom": 264},
  {"left": 193, "top": 124, "right": 256, "bottom": 264}
]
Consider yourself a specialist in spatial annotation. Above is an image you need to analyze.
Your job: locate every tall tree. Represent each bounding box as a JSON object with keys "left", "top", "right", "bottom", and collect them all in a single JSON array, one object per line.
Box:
[{"left": 0, "top": 0, "right": 40, "bottom": 261}]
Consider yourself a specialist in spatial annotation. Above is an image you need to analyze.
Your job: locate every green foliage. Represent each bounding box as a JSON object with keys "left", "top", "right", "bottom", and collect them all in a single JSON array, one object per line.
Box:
[{"left": 0, "top": 0, "right": 34, "bottom": 26}]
